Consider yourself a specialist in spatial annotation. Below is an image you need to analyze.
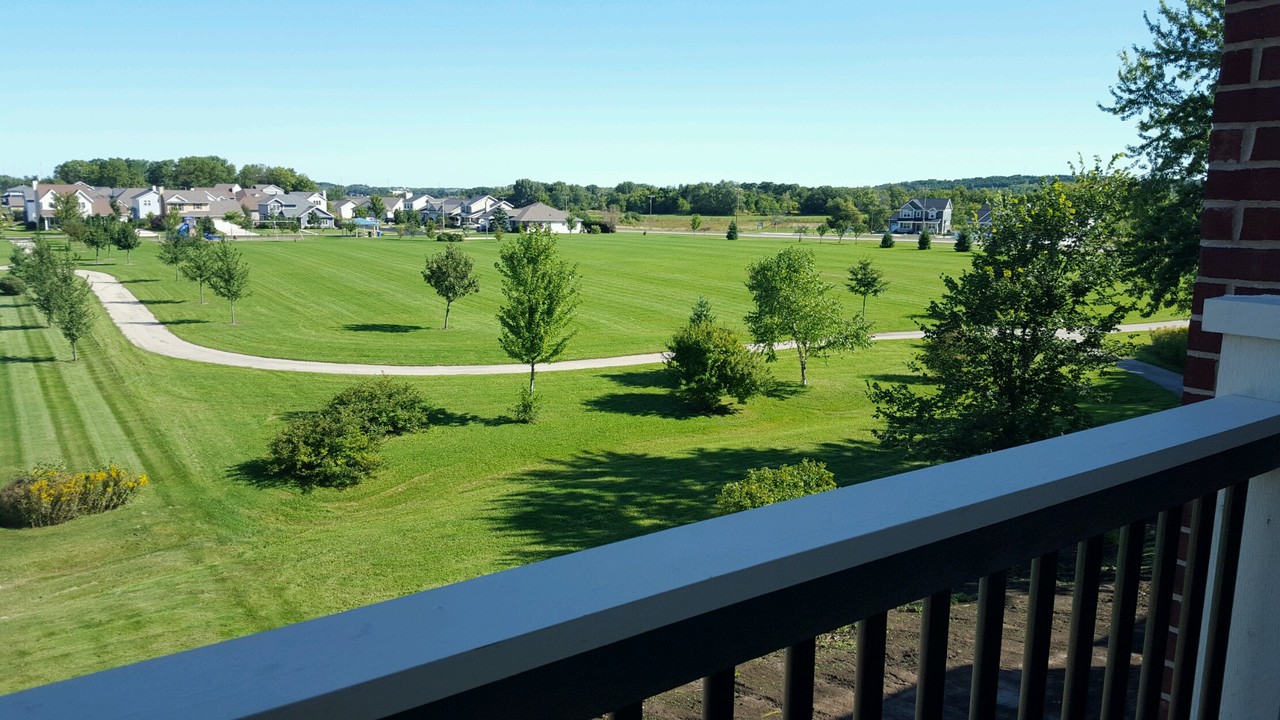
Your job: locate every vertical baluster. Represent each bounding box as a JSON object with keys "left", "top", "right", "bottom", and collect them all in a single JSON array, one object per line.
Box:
[
  {"left": 1018, "top": 552, "right": 1059, "bottom": 720},
  {"left": 1195, "top": 482, "right": 1249, "bottom": 720},
  {"left": 1101, "top": 520, "right": 1146, "bottom": 720},
  {"left": 1136, "top": 509, "right": 1181, "bottom": 720},
  {"left": 1061, "top": 535, "right": 1104, "bottom": 720},
  {"left": 702, "top": 667, "right": 735, "bottom": 720},
  {"left": 783, "top": 638, "right": 816, "bottom": 720},
  {"left": 1168, "top": 495, "right": 1217, "bottom": 720},
  {"left": 855, "top": 612, "right": 887, "bottom": 720},
  {"left": 916, "top": 590, "right": 951, "bottom": 720},
  {"left": 969, "top": 570, "right": 1007, "bottom": 720},
  {"left": 609, "top": 700, "right": 643, "bottom": 720}
]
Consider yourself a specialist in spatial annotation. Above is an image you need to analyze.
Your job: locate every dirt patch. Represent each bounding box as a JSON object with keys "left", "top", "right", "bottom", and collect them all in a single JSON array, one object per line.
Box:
[{"left": 633, "top": 573, "right": 1149, "bottom": 720}]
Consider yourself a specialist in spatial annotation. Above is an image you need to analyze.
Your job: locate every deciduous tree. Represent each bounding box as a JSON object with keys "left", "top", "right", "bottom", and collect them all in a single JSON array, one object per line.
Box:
[
  {"left": 1100, "top": 0, "right": 1222, "bottom": 313},
  {"left": 110, "top": 220, "right": 141, "bottom": 264},
  {"left": 53, "top": 272, "right": 96, "bottom": 361},
  {"left": 495, "top": 228, "right": 580, "bottom": 403},
  {"left": 180, "top": 241, "right": 215, "bottom": 303},
  {"left": 207, "top": 240, "right": 251, "bottom": 324},
  {"left": 868, "top": 166, "right": 1132, "bottom": 462},
  {"left": 745, "top": 246, "right": 871, "bottom": 386},
  {"left": 846, "top": 259, "right": 888, "bottom": 320},
  {"left": 422, "top": 244, "right": 479, "bottom": 330}
]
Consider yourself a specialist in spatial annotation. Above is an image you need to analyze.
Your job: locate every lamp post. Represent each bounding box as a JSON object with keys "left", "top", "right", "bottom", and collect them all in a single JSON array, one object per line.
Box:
[{"left": 648, "top": 194, "right": 654, "bottom": 230}]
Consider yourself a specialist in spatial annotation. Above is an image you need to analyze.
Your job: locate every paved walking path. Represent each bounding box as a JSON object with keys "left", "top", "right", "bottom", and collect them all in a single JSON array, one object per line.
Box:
[{"left": 71, "top": 268, "right": 1189, "bottom": 379}]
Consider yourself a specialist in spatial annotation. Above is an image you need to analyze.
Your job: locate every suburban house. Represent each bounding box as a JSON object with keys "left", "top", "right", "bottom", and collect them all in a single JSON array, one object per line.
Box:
[
  {"left": 889, "top": 198, "right": 953, "bottom": 234},
  {"left": 508, "top": 201, "right": 575, "bottom": 233},
  {"left": 354, "top": 194, "right": 404, "bottom": 221},
  {"left": 26, "top": 183, "right": 96, "bottom": 229},
  {"left": 258, "top": 192, "right": 334, "bottom": 228},
  {"left": 331, "top": 197, "right": 360, "bottom": 220},
  {"left": 976, "top": 203, "right": 992, "bottom": 229},
  {"left": 404, "top": 193, "right": 436, "bottom": 213},
  {"left": 421, "top": 194, "right": 518, "bottom": 230}
]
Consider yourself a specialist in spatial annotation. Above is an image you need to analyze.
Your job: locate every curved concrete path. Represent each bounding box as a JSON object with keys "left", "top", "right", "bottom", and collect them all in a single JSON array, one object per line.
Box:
[{"left": 75, "top": 268, "right": 1188, "bottom": 377}]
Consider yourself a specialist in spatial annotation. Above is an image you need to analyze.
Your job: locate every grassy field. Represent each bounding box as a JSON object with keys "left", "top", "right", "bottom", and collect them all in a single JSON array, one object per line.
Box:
[
  {"left": 0, "top": 233, "right": 1183, "bottom": 693},
  {"left": 91, "top": 232, "right": 1177, "bottom": 366}
]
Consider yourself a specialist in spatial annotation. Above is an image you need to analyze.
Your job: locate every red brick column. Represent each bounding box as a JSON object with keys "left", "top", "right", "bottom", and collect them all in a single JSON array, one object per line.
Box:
[{"left": 1169, "top": 2, "right": 1280, "bottom": 715}]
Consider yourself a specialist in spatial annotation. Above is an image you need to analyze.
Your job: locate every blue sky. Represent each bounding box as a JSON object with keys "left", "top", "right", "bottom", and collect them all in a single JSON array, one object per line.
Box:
[{"left": 3, "top": 1, "right": 1162, "bottom": 188}]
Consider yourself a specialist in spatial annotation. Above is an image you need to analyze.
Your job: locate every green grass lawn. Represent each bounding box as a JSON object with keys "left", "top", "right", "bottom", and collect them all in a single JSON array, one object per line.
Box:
[
  {"left": 87, "top": 232, "right": 1179, "bottom": 366},
  {"left": 0, "top": 272, "right": 1179, "bottom": 693},
  {"left": 616, "top": 214, "right": 833, "bottom": 234}
]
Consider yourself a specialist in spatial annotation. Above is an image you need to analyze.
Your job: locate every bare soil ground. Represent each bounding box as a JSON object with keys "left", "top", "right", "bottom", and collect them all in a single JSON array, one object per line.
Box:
[{"left": 632, "top": 572, "right": 1148, "bottom": 720}]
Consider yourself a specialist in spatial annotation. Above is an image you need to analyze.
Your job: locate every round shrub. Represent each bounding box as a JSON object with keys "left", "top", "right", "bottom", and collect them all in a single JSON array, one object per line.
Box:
[
  {"left": 880, "top": 232, "right": 895, "bottom": 248},
  {"left": 716, "top": 459, "right": 836, "bottom": 514},
  {"left": 0, "top": 462, "right": 149, "bottom": 528},
  {"left": 325, "top": 377, "right": 432, "bottom": 437},
  {"left": 954, "top": 229, "right": 972, "bottom": 252},
  {"left": 266, "top": 413, "right": 382, "bottom": 489},
  {"left": 0, "top": 274, "right": 25, "bottom": 296}
]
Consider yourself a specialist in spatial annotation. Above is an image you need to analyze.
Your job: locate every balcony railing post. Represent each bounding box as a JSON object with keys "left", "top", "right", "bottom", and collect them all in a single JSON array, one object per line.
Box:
[{"left": 1201, "top": 295, "right": 1280, "bottom": 718}]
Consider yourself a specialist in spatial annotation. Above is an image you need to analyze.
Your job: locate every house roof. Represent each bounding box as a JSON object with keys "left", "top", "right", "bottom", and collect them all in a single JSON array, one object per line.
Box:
[
  {"left": 977, "top": 204, "right": 993, "bottom": 224},
  {"left": 511, "top": 202, "right": 568, "bottom": 223},
  {"left": 902, "top": 198, "right": 952, "bottom": 213}
]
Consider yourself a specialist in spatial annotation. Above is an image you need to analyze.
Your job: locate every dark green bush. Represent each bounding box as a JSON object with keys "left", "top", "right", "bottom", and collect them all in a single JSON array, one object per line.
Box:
[
  {"left": 954, "top": 229, "right": 972, "bottom": 252},
  {"left": 436, "top": 232, "right": 464, "bottom": 242},
  {"left": 0, "top": 274, "right": 25, "bottom": 296},
  {"left": 325, "top": 377, "right": 432, "bottom": 437},
  {"left": 666, "top": 314, "right": 770, "bottom": 411},
  {"left": 716, "top": 459, "right": 836, "bottom": 514},
  {"left": 511, "top": 387, "right": 541, "bottom": 423},
  {"left": 1146, "top": 326, "right": 1188, "bottom": 371},
  {"left": 880, "top": 232, "right": 895, "bottom": 248},
  {"left": 918, "top": 229, "right": 932, "bottom": 250},
  {"left": 266, "top": 413, "right": 382, "bottom": 489}
]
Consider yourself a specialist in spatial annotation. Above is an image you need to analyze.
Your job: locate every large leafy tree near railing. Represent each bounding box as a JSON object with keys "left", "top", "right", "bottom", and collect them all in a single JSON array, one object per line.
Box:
[
  {"left": 869, "top": 164, "right": 1134, "bottom": 462},
  {"left": 1100, "top": 0, "right": 1223, "bottom": 313}
]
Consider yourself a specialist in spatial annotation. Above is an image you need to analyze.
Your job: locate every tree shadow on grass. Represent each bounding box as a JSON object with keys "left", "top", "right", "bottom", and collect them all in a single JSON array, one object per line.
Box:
[
  {"left": 120, "top": 278, "right": 159, "bottom": 284},
  {"left": 864, "top": 372, "right": 938, "bottom": 386},
  {"left": 764, "top": 380, "right": 806, "bottom": 400},
  {"left": 582, "top": 392, "right": 703, "bottom": 419},
  {"left": 0, "top": 354, "right": 55, "bottom": 363},
  {"left": 162, "top": 318, "right": 210, "bottom": 325},
  {"left": 342, "top": 323, "right": 425, "bottom": 333},
  {"left": 600, "top": 368, "right": 676, "bottom": 390},
  {"left": 429, "top": 406, "right": 513, "bottom": 428},
  {"left": 227, "top": 457, "right": 294, "bottom": 490},
  {"left": 0, "top": 324, "right": 44, "bottom": 332},
  {"left": 485, "top": 439, "right": 920, "bottom": 566},
  {"left": 137, "top": 299, "right": 183, "bottom": 305}
]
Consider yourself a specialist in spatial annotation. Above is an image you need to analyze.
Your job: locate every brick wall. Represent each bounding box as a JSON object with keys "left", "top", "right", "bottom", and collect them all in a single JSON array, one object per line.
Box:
[{"left": 1168, "top": 2, "right": 1280, "bottom": 716}]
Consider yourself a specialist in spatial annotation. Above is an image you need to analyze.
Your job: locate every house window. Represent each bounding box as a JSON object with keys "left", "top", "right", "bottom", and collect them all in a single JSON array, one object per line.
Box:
[
  {"left": 929, "top": 210, "right": 936, "bottom": 219},
  {"left": 915, "top": 210, "right": 922, "bottom": 218}
]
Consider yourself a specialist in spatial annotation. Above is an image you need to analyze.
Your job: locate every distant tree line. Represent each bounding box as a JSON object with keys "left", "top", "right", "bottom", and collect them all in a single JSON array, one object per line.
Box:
[{"left": 34, "top": 156, "right": 318, "bottom": 193}]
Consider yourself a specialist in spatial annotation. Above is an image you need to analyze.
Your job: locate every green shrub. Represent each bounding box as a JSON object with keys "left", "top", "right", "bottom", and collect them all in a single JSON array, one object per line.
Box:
[
  {"left": 880, "top": 232, "right": 895, "bottom": 248},
  {"left": 954, "top": 229, "right": 972, "bottom": 252},
  {"left": 1146, "top": 326, "right": 1188, "bottom": 371},
  {"left": 918, "top": 229, "right": 932, "bottom": 250},
  {"left": 325, "top": 377, "right": 432, "bottom": 437},
  {"left": 716, "top": 459, "right": 836, "bottom": 514},
  {"left": 0, "top": 274, "right": 25, "bottom": 295},
  {"left": 0, "top": 463, "right": 149, "bottom": 528},
  {"left": 726, "top": 219, "right": 739, "bottom": 240},
  {"left": 511, "top": 387, "right": 541, "bottom": 423},
  {"left": 666, "top": 309, "right": 770, "bottom": 411},
  {"left": 436, "top": 232, "right": 464, "bottom": 242},
  {"left": 266, "top": 413, "right": 382, "bottom": 489}
]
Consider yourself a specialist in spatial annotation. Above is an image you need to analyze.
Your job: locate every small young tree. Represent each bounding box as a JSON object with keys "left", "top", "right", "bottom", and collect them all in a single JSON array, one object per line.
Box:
[
  {"left": 422, "top": 244, "right": 480, "bottom": 330},
  {"left": 207, "top": 240, "right": 251, "bottom": 324},
  {"left": 495, "top": 228, "right": 580, "bottom": 417},
  {"left": 51, "top": 191, "right": 82, "bottom": 231},
  {"left": 490, "top": 207, "right": 509, "bottom": 239},
  {"left": 52, "top": 272, "right": 96, "bottom": 361},
  {"left": 180, "top": 241, "right": 215, "bottom": 304},
  {"left": 726, "top": 219, "right": 739, "bottom": 240},
  {"left": 690, "top": 214, "right": 702, "bottom": 232},
  {"left": 21, "top": 238, "right": 63, "bottom": 327},
  {"left": 880, "top": 232, "right": 895, "bottom": 248},
  {"left": 816, "top": 222, "right": 829, "bottom": 242},
  {"left": 954, "top": 228, "right": 973, "bottom": 252},
  {"left": 666, "top": 298, "right": 771, "bottom": 412},
  {"left": 918, "top": 228, "right": 932, "bottom": 250},
  {"left": 793, "top": 225, "right": 810, "bottom": 242},
  {"left": 82, "top": 217, "right": 112, "bottom": 262},
  {"left": 157, "top": 232, "right": 195, "bottom": 280},
  {"left": 745, "top": 246, "right": 871, "bottom": 386},
  {"left": 846, "top": 259, "right": 889, "bottom": 320},
  {"left": 110, "top": 220, "right": 141, "bottom": 264},
  {"left": 368, "top": 195, "right": 387, "bottom": 221}
]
